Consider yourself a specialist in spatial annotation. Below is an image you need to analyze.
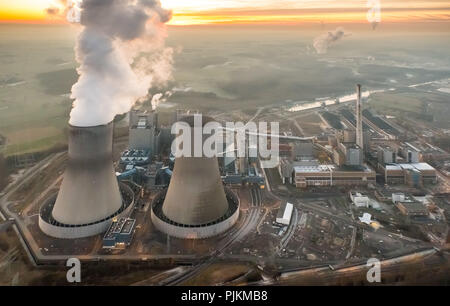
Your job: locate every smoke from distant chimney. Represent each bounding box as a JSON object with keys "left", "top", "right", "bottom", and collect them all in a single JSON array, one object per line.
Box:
[
  {"left": 50, "top": 0, "right": 174, "bottom": 127},
  {"left": 313, "top": 27, "right": 348, "bottom": 54}
]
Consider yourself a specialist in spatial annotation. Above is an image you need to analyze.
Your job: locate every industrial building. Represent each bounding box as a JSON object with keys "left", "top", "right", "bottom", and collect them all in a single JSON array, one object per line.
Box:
[
  {"left": 120, "top": 149, "right": 151, "bottom": 166},
  {"left": 276, "top": 202, "right": 294, "bottom": 226},
  {"left": 292, "top": 141, "right": 314, "bottom": 160},
  {"left": 103, "top": 218, "right": 136, "bottom": 249},
  {"left": 349, "top": 191, "right": 370, "bottom": 208},
  {"left": 129, "top": 110, "right": 160, "bottom": 159},
  {"left": 336, "top": 129, "right": 356, "bottom": 144},
  {"left": 278, "top": 158, "right": 295, "bottom": 184},
  {"left": 392, "top": 192, "right": 406, "bottom": 204},
  {"left": 277, "top": 85, "right": 379, "bottom": 189},
  {"left": 293, "top": 161, "right": 376, "bottom": 188},
  {"left": 39, "top": 123, "right": 135, "bottom": 239},
  {"left": 405, "top": 141, "right": 449, "bottom": 162},
  {"left": 380, "top": 162, "right": 437, "bottom": 186},
  {"left": 400, "top": 143, "right": 420, "bottom": 163},
  {"left": 396, "top": 201, "right": 429, "bottom": 217},
  {"left": 377, "top": 144, "right": 398, "bottom": 164},
  {"left": 334, "top": 143, "right": 363, "bottom": 166}
]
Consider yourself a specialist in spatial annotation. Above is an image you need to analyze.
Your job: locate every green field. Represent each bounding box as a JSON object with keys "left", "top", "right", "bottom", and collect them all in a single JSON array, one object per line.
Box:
[{"left": 368, "top": 92, "right": 425, "bottom": 115}]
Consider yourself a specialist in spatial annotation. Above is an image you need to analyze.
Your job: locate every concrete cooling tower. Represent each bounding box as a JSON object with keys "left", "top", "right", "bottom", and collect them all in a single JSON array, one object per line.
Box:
[
  {"left": 39, "top": 122, "right": 134, "bottom": 239},
  {"left": 151, "top": 115, "right": 239, "bottom": 239}
]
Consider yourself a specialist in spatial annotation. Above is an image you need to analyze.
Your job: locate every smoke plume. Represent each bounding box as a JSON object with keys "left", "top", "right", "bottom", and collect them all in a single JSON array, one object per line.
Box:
[
  {"left": 313, "top": 27, "right": 347, "bottom": 55},
  {"left": 45, "top": 7, "right": 60, "bottom": 15},
  {"left": 55, "top": 0, "right": 174, "bottom": 127},
  {"left": 150, "top": 90, "right": 172, "bottom": 110}
]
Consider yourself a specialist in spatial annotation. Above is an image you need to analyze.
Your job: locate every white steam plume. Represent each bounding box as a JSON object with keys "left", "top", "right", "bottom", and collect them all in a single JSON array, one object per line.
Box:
[
  {"left": 313, "top": 27, "right": 348, "bottom": 55},
  {"left": 150, "top": 90, "right": 172, "bottom": 110},
  {"left": 151, "top": 93, "right": 164, "bottom": 110},
  {"left": 53, "top": 0, "right": 174, "bottom": 127}
]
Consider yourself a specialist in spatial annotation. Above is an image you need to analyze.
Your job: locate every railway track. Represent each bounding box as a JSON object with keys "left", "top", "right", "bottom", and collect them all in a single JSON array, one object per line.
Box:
[{"left": 166, "top": 187, "right": 264, "bottom": 286}]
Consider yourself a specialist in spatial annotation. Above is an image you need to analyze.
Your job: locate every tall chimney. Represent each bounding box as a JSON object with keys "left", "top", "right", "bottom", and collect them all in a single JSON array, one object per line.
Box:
[{"left": 356, "top": 84, "right": 364, "bottom": 151}]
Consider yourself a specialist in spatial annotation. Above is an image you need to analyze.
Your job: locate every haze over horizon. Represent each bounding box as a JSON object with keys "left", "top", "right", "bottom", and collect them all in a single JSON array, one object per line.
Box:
[
  {"left": 0, "top": 0, "right": 449, "bottom": 25},
  {"left": 1, "top": 0, "right": 449, "bottom": 155}
]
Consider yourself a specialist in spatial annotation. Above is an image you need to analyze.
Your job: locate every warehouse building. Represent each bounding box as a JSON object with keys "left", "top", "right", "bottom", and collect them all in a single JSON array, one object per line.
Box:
[
  {"left": 380, "top": 162, "right": 437, "bottom": 186},
  {"left": 276, "top": 202, "right": 294, "bottom": 226},
  {"left": 293, "top": 163, "right": 376, "bottom": 188}
]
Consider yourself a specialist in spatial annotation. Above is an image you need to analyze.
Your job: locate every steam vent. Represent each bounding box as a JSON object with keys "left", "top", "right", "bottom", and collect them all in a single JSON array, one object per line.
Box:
[
  {"left": 151, "top": 115, "right": 240, "bottom": 239},
  {"left": 39, "top": 122, "right": 134, "bottom": 239}
]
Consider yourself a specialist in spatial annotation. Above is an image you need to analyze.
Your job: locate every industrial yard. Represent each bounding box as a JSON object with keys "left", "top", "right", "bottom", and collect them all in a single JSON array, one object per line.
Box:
[{"left": 1, "top": 82, "right": 449, "bottom": 286}]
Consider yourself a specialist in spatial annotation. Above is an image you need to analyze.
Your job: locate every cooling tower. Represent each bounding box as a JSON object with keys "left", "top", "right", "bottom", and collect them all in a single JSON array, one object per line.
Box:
[
  {"left": 39, "top": 122, "right": 134, "bottom": 239},
  {"left": 151, "top": 115, "right": 239, "bottom": 239}
]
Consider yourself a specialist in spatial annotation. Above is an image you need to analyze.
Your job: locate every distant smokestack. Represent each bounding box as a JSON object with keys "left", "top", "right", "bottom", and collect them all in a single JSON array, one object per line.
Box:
[{"left": 356, "top": 84, "right": 364, "bottom": 151}]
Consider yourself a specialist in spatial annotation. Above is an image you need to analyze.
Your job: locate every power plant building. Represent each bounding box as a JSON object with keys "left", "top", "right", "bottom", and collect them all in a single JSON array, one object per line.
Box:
[
  {"left": 400, "top": 143, "right": 420, "bottom": 163},
  {"left": 378, "top": 145, "right": 398, "bottom": 164},
  {"left": 380, "top": 162, "right": 437, "bottom": 186},
  {"left": 293, "top": 163, "right": 376, "bottom": 188},
  {"left": 129, "top": 110, "right": 160, "bottom": 158},
  {"left": 333, "top": 143, "right": 363, "bottom": 167}
]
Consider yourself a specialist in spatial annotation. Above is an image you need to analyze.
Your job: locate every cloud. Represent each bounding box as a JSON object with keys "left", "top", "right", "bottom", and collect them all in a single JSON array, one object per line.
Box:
[
  {"left": 45, "top": 7, "right": 60, "bottom": 15},
  {"left": 313, "top": 27, "right": 348, "bottom": 54},
  {"left": 64, "top": 0, "right": 174, "bottom": 127}
]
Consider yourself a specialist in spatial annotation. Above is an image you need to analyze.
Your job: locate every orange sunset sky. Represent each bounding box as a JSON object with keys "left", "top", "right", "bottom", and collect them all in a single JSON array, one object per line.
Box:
[{"left": 0, "top": 0, "right": 449, "bottom": 25}]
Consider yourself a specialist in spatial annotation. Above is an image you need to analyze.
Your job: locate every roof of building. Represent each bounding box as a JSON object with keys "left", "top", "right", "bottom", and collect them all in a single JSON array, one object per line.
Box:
[
  {"left": 377, "top": 144, "right": 398, "bottom": 151},
  {"left": 277, "top": 202, "right": 294, "bottom": 221},
  {"left": 409, "top": 163, "right": 435, "bottom": 171},
  {"left": 404, "top": 142, "right": 421, "bottom": 152},
  {"left": 350, "top": 191, "right": 368, "bottom": 198},
  {"left": 386, "top": 162, "right": 435, "bottom": 172},
  {"left": 294, "top": 164, "right": 334, "bottom": 173},
  {"left": 341, "top": 143, "right": 361, "bottom": 150},
  {"left": 104, "top": 218, "right": 136, "bottom": 240},
  {"left": 386, "top": 164, "right": 402, "bottom": 171},
  {"left": 397, "top": 201, "right": 427, "bottom": 213},
  {"left": 335, "top": 164, "right": 373, "bottom": 172}
]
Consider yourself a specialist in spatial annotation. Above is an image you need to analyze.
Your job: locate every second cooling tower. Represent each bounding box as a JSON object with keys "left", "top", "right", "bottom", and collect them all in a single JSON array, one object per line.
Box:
[
  {"left": 151, "top": 115, "right": 239, "bottom": 239},
  {"left": 39, "top": 122, "right": 134, "bottom": 239}
]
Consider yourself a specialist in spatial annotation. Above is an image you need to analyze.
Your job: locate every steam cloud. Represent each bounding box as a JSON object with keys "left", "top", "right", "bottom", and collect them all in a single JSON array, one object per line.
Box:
[
  {"left": 45, "top": 7, "right": 60, "bottom": 15},
  {"left": 313, "top": 27, "right": 347, "bottom": 55},
  {"left": 52, "top": 0, "right": 174, "bottom": 127}
]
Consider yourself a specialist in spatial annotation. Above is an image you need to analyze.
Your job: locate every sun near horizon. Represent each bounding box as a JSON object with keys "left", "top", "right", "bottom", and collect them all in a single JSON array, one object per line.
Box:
[{"left": 0, "top": 0, "right": 450, "bottom": 25}]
